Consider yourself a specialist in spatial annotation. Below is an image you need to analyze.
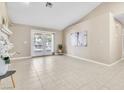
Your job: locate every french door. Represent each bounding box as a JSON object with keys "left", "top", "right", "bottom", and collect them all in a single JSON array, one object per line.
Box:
[{"left": 31, "top": 30, "right": 54, "bottom": 57}]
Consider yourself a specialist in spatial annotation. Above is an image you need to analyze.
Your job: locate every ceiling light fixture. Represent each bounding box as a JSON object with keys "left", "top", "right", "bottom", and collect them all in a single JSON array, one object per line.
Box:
[{"left": 46, "top": 2, "right": 53, "bottom": 8}]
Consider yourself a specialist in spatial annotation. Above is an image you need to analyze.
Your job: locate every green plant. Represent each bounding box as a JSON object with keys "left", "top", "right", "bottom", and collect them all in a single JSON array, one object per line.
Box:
[
  {"left": 2, "top": 57, "right": 10, "bottom": 64},
  {"left": 58, "top": 44, "right": 63, "bottom": 50}
]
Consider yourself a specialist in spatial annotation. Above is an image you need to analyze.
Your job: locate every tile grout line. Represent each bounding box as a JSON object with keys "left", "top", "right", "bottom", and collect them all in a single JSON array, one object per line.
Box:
[{"left": 33, "top": 65, "right": 45, "bottom": 89}]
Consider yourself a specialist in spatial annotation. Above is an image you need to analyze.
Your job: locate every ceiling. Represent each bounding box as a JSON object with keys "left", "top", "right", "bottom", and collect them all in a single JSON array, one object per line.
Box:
[
  {"left": 115, "top": 13, "right": 124, "bottom": 26},
  {"left": 6, "top": 2, "right": 101, "bottom": 31}
]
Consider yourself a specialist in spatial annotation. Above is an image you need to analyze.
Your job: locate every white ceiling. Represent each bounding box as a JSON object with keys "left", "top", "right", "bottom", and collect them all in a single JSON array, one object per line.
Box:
[
  {"left": 7, "top": 2, "right": 101, "bottom": 30},
  {"left": 115, "top": 14, "right": 124, "bottom": 26}
]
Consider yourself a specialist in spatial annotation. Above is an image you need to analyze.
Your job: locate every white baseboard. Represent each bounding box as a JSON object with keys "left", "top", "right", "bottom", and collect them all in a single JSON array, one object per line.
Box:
[
  {"left": 10, "top": 54, "right": 123, "bottom": 67},
  {"left": 109, "top": 58, "right": 123, "bottom": 66},
  {"left": 11, "top": 56, "right": 32, "bottom": 61},
  {"left": 65, "top": 54, "right": 123, "bottom": 67}
]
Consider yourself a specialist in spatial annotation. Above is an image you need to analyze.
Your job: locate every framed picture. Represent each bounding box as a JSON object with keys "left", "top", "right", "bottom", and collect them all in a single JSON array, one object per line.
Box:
[
  {"left": 70, "top": 32, "right": 77, "bottom": 46},
  {"left": 70, "top": 31, "right": 87, "bottom": 47}
]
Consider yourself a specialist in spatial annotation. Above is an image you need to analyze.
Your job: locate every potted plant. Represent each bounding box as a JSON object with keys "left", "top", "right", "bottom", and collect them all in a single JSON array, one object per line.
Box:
[
  {"left": 58, "top": 44, "right": 63, "bottom": 53},
  {"left": 0, "top": 36, "right": 12, "bottom": 76}
]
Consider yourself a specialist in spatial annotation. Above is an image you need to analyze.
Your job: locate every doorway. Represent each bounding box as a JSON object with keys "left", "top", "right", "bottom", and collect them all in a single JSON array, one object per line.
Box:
[{"left": 31, "top": 30, "right": 54, "bottom": 57}]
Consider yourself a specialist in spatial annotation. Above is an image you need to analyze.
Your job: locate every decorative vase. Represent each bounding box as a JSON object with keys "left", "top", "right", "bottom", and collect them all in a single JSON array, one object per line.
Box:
[{"left": 0, "top": 58, "right": 8, "bottom": 76}]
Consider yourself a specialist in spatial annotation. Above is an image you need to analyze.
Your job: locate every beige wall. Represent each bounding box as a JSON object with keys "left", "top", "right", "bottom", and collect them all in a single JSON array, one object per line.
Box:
[
  {"left": 0, "top": 2, "right": 10, "bottom": 27},
  {"left": 64, "top": 13, "right": 111, "bottom": 64},
  {"left": 9, "top": 24, "right": 31, "bottom": 58},
  {"left": 9, "top": 24, "right": 63, "bottom": 58},
  {"left": 83, "top": 2, "right": 124, "bottom": 21},
  {"left": 64, "top": 2, "right": 124, "bottom": 64},
  {"left": 66, "top": 3, "right": 124, "bottom": 30},
  {"left": 66, "top": 3, "right": 124, "bottom": 29},
  {"left": 109, "top": 13, "right": 123, "bottom": 63}
]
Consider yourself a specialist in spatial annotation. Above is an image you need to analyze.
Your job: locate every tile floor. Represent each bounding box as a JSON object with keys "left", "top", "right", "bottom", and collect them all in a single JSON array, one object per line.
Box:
[{"left": 0, "top": 55, "right": 124, "bottom": 90}]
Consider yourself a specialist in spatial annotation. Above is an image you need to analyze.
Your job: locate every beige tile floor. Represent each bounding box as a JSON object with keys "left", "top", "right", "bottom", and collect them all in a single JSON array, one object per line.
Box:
[{"left": 0, "top": 55, "right": 124, "bottom": 90}]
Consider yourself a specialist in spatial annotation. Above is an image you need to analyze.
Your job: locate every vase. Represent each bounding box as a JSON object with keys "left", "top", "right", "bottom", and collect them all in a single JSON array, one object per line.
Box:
[{"left": 0, "top": 58, "right": 8, "bottom": 76}]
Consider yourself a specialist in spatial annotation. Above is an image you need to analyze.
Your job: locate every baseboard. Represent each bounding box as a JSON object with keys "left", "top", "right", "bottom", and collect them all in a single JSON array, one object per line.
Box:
[
  {"left": 10, "top": 54, "right": 123, "bottom": 66},
  {"left": 65, "top": 54, "right": 123, "bottom": 67},
  {"left": 10, "top": 56, "right": 32, "bottom": 61}
]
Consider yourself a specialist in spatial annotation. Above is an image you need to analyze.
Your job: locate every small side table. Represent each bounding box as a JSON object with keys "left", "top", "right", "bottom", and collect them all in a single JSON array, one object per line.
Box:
[{"left": 0, "top": 70, "right": 16, "bottom": 88}]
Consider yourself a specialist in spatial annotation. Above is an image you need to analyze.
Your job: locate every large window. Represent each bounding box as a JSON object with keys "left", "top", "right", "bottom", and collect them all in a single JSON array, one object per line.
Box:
[{"left": 33, "top": 33, "right": 54, "bottom": 52}]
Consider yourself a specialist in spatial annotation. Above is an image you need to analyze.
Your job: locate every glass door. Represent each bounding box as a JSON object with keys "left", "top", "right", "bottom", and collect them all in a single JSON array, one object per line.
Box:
[
  {"left": 31, "top": 30, "right": 54, "bottom": 57},
  {"left": 34, "top": 33, "right": 44, "bottom": 52},
  {"left": 44, "top": 34, "right": 53, "bottom": 55}
]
